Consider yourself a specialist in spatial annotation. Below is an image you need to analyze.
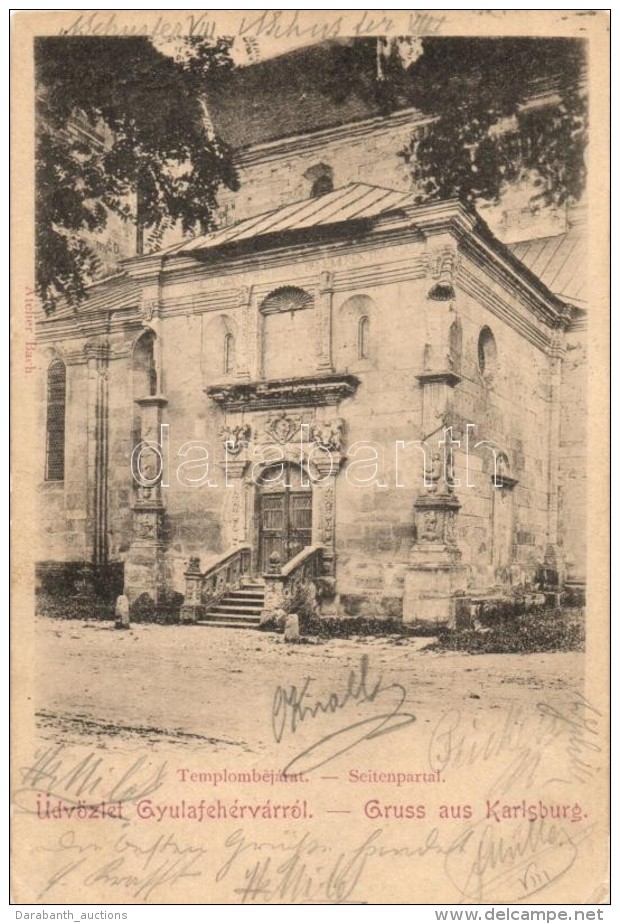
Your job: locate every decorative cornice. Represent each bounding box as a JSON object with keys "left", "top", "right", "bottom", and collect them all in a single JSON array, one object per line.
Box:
[
  {"left": 416, "top": 371, "right": 462, "bottom": 389},
  {"left": 156, "top": 257, "right": 427, "bottom": 319},
  {"left": 206, "top": 374, "right": 360, "bottom": 411},
  {"left": 135, "top": 395, "right": 168, "bottom": 409},
  {"left": 234, "top": 107, "right": 431, "bottom": 168},
  {"left": 456, "top": 261, "right": 552, "bottom": 352}
]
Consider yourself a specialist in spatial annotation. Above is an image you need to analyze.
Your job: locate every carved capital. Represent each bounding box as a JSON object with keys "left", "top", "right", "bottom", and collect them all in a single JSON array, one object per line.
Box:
[
  {"left": 309, "top": 418, "right": 345, "bottom": 452},
  {"left": 265, "top": 412, "right": 302, "bottom": 444},
  {"left": 317, "top": 270, "right": 335, "bottom": 294},
  {"left": 220, "top": 422, "right": 252, "bottom": 455},
  {"left": 140, "top": 296, "right": 160, "bottom": 322},
  {"left": 426, "top": 246, "right": 459, "bottom": 301}
]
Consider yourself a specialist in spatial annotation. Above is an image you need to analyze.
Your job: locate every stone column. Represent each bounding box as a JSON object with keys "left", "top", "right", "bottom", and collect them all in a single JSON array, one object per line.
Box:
[
  {"left": 84, "top": 339, "right": 110, "bottom": 587},
  {"left": 236, "top": 285, "right": 253, "bottom": 381},
  {"left": 403, "top": 243, "right": 467, "bottom": 626},
  {"left": 123, "top": 395, "right": 172, "bottom": 606},
  {"left": 308, "top": 422, "right": 344, "bottom": 613},
  {"left": 315, "top": 465, "right": 338, "bottom": 614},
  {"left": 544, "top": 323, "right": 569, "bottom": 586},
  {"left": 403, "top": 489, "right": 467, "bottom": 626},
  {"left": 316, "top": 271, "right": 334, "bottom": 372},
  {"left": 222, "top": 457, "right": 249, "bottom": 549}
]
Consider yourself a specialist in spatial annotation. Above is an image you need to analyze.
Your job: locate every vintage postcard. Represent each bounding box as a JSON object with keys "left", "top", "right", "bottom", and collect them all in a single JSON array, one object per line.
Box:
[{"left": 11, "top": 10, "right": 610, "bottom": 907}]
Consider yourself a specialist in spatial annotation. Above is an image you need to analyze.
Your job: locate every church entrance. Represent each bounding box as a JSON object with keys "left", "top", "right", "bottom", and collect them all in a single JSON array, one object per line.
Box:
[{"left": 256, "top": 464, "right": 312, "bottom": 573}]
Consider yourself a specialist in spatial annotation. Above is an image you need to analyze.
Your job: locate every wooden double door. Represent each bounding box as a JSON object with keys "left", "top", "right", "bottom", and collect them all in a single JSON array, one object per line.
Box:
[{"left": 256, "top": 465, "right": 312, "bottom": 573}]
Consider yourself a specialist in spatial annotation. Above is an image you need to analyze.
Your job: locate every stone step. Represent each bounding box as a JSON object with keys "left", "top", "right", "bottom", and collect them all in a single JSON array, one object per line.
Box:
[
  {"left": 210, "top": 603, "right": 263, "bottom": 615},
  {"left": 226, "top": 590, "right": 265, "bottom": 603},
  {"left": 197, "top": 614, "right": 261, "bottom": 628},
  {"left": 198, "top": 582, "right": 266, "bottom": 629}
]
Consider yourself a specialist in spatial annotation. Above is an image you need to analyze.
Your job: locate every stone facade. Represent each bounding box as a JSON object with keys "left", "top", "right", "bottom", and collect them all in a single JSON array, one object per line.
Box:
[{"left": 36, "top": 164, "right": 584, "bottom": 622}]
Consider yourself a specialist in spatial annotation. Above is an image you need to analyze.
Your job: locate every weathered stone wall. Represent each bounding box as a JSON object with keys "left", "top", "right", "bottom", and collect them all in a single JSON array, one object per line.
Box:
[
  {"left": 451, "top": 262, "right": 553, "bottom": 591},
  {"left": 558, "top": 326, "right": 588, "bottom": 583},
  {"left": 218, "top": 117, "right": 416, "bottom": 225},
  {"left": 36, "top": 229, "right": 562, "bottom": 612},
  {"left": 35, "top": 344, "right": 91, "bottom": 569}
]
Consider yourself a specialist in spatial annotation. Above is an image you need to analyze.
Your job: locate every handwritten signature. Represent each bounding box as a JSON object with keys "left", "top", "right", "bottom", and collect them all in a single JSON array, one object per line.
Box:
[
  {"left": 13, "top": 744, "right": 167, "bottom": 816},
  {"left": 444, "top": 816, "right": 598, "bottom": 903},
  {"left": 272, "top": 654, "right": 416, "bottom": 776},
  {"left": 36, "top": 828, "right": 207, "bottom": 901},
  {"left": 428, "top": 693, "right": 604, "bottom": 798}
]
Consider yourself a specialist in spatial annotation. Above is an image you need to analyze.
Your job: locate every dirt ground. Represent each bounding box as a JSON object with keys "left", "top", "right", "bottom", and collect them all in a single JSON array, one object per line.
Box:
[
  {"left": 34, "top": 616, "right": 585, "bottom": 759},
  {"left": 18, "top": 616, "right": 601, "bottom": 905}
]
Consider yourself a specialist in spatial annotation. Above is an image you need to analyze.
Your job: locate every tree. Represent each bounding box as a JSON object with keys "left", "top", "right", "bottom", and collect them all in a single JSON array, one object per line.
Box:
[
  {"left": 35, "top": 36, "right": 239, "bottom": 312},
  {"left": 316, "top": 37, "right": 587, "bottom": 208}
]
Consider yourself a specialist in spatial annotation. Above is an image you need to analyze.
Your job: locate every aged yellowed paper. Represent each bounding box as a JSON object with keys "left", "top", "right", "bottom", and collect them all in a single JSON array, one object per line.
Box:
[{"left": 11, "top": 10, "right": 610, "bottom": 906}]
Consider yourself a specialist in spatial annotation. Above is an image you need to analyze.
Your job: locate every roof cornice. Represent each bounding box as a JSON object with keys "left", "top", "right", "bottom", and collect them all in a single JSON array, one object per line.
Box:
[{"left": 233, "top": 107, "right": 432, "bottom": 167}]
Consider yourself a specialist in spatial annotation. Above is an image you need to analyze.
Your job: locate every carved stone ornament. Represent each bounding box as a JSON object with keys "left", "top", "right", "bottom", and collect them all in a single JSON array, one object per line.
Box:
[
  {"left": 133, "top": 511, "right": 158, "bottom": 540},
  {"left": 265, "top": 412, "right": 302, "bottom": 444},
  {"left": 206, "top": 374, "right": 360, "bottom": 411},
  {"left": 220, "top": 423, "right": 252, "bottom": 456},
  {"left": 420, "top": 510, "right": 440, "bottom": 542},
  {"left": 140, "top": 296, "right": 160, "bottom": 322},
  {"left": 309, "top": 418, "right": 345, "bottom": 452}
]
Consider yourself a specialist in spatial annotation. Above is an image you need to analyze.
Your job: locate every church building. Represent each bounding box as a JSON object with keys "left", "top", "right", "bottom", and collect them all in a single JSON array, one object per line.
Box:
[{"left": 35, "top": 43, "right": 587, "bottom": 626}]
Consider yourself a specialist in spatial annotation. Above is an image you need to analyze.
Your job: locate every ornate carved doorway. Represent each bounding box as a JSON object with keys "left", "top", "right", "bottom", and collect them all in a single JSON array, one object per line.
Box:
[{"left": 256, "top": 464, "right": 312, "bottom": 573}]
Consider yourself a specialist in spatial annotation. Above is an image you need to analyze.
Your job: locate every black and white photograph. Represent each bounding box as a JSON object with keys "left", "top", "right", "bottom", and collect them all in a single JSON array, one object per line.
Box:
[{"left": 11, "top": 10, "right": 610, "bottom": 909}]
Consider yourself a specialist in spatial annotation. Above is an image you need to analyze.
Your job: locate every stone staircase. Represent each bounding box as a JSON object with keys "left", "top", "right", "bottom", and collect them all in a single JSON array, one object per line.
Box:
[{"left": 196, "top": 581, "right": 265, "bottom": 629}]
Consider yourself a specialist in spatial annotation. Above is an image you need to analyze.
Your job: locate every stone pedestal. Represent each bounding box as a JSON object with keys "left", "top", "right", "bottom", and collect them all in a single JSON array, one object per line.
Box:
[
  {"left": 123, "top": 394, "right": 172, "bottom": 607},
  {"left": 123, "top": 504, "right": 173, "bottom": 606},
  {"left": 179, "top": 557, "right": 205, "bottom": 624},
  {"left": 403, "top": 493, "right": 468, "bottom": 627}
]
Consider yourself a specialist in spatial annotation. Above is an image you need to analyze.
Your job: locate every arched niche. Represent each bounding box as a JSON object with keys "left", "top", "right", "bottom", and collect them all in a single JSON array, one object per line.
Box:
[
  {"left": 478, "top": 325, "right": 498, "bottom": 384},
  {"left": 203, "top": 314, "right": 237, "bottom": 383},
  {"left": 259, "top": 287, "right": 316, "bottom": 379},
  {"left": 132, "top": 329, "right": 157, "bottom": 398},
  {"left": 448, "top": 317, "right": 463, "bottom": 374},
  {"left": 335, "top": 294, "right": 377, "bottom": 370},
  {"left": 131, "top": 329, "right": 157, "bottom": 449}
]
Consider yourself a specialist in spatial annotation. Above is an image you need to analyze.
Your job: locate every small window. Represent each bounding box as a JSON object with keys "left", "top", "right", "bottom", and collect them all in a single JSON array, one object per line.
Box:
[
  {"left": 133, "top": 330, "right": 157, "bottom": 396},
  {"left": 45, "top": 359, "right": 66, "bottom": 481},
  {"left": 305, "top": 163, "right": 334, "bottom": 199},
  {"left": 358, "top": 315, "right": 370, "bottom": 360},
  {"left": 224, "top": 332, "right": 235, "bottom": 375},
  {"left": 478, "top": 326, "right": 498, "bottom": 379},
  {"left": 310, "top": 174, "right": 334, "bottom": 198},
  {"left": 449, "top": 319, "right": 463, "bottom": 372}
]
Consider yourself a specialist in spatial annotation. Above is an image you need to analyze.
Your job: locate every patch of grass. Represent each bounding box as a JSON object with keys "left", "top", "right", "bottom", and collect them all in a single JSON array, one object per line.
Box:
[
  {"left": 36, "top": 593, "right": 113, "bottom": 622},
  {"left": 36, "top": 591, "right": 184, "bottom": 625},
  {"left": 301, "top": 616, "right": 437, "bottom": 639},
  {"left": 427, "top": 606, "right": 585, "bottom": 654}
]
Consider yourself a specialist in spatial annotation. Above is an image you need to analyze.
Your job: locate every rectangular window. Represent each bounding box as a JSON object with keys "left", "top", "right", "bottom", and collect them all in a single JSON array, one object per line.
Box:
[{"left": 45, "top": 360, "right": 66, "bottom": 481}]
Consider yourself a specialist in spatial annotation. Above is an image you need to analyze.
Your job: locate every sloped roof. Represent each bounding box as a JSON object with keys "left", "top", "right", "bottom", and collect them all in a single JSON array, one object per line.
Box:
[
  {"left": 508, "top": 220, "right": 586, "bottom": 306},
  {"left": 205, "top": 42, "right": 391, "bottom": 149},
  {"left": 168, "top": 183, "right": 414, "bottom": 256},
  {"left": 157, "top": 182, "right": 568, "bottom": 321}
]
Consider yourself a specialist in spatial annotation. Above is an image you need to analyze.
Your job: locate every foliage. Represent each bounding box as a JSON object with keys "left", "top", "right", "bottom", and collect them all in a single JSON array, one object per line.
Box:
[
  {"left": 300, "top": 615, "right": 433, "bottom": 639},
  {"left": 36, "top": 589, "right": 183, "bottom": 624},
  {"left": 317, "top": 37, "right": 587, "bottom": 208},
  {"left": 428, "top": 606, "right": 585, "bottom": 654},
  {"left": 35, "top": 36, "right": 239, "bottom": 312}
]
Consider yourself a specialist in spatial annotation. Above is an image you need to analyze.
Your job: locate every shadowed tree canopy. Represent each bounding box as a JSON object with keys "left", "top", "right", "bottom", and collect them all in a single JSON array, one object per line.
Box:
[
  {"left": 316, "top": 37, "right": 587, "bottom": 207},
  {"left": 35, "top": 36, "right": 239, "bottom": 312}
]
